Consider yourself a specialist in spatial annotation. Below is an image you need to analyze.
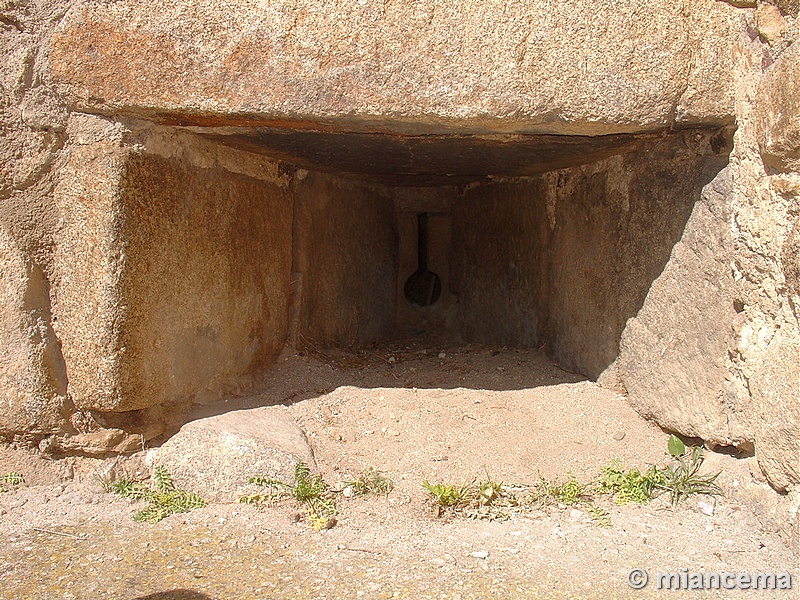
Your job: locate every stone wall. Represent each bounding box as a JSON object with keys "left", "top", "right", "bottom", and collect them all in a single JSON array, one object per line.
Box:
[
  {"left": 1, "top": 0, "right": 75, "bottom": 443},
  {"left": 1, "top": 0, "right": 799, "bottom": 501},
  {"left": 292, "top": 172, "right": 397, "bottom": 349},
  {"left": 45, "top": 117, "right": 296, "bottom": 443},
  {"left": 452, "top": 130, "right": 731, "bottom": 379}
]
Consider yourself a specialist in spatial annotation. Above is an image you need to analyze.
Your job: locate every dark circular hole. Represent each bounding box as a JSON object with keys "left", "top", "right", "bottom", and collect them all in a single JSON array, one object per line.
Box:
[{"left": 404, "top": 270, "right": 442, "bottom": 307}]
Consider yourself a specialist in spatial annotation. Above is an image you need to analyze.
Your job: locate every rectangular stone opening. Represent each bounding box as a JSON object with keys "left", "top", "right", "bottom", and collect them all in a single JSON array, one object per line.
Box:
[{"left": 52, "top": 118, "right": 732, "bottom": 439}]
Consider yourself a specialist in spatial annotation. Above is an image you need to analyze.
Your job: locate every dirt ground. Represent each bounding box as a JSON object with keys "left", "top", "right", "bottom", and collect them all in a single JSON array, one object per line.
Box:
[{"left": 1, "top": 343, "right": 797, "bottom": 599}]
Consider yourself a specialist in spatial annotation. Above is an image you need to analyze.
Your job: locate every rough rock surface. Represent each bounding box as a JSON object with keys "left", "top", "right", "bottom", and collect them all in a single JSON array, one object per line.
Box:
[
  {"left": 47, "top": 0, "right": 742, "bottom": 135},
  {"left": 0, "top": 0, "right": 799, "bottom": 505},
  {"left": 751, "top": 329, "right": 800, "bottom": 490},
  {"left": 757, "top": 42, "right": 800, "bottom": 172},
  {"left": 617, "top": 168, "right": 739, "bottom": 446},
  {"left": 0, "top": 227, "right": 70, "bottom": 438},
  {"left": 51, "top": 116, "right": 294, "bottom": 414},
  {"left": 0, "top": 0, "right": 73, "bottom": 440},
  {"left": 151, "top": 408, "right": 316, "bottom": 502}
]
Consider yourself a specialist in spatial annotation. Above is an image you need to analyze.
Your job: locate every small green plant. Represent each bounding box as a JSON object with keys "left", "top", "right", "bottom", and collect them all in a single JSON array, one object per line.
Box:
[
  {"left": 597, "top": 436, "right": 721, "bottom": 507},
  {"left": 241, "top": 462, "right": 336, "bottom": 530},
  {"left": 0, "top": 472, "right": 24, "bottom": 492},
  {"left": 656, "top": 444, "right": 722, "bottom": 505},
  {"left": 347, "top": 467, "right": 394, "bottom": 496},
  {"left": 599, "top": 462, "right": 665, "bottom": 505},
  {"left": 422, "top": 480, "right": 472, "bottom": 508},
  {"left": 292, "top": 462, "right": 327, "bottom": 502},
  {"left": 667, "top": 434, "right": 686, "bottom": 457},
  {"left": 111, "top": 465, "right": 206, "bottom": 523},
  {"left": 422, "top": 475, "right": 521, "bottom": 521},
  {"left": 547, "top": 474, "right": 585, "bottom": 506},
  {"left": 585, "top": 503, "right": 612, "bottom": 528},
  {"left": 476, "top": 478, "right": 503, "bottom": 506}
]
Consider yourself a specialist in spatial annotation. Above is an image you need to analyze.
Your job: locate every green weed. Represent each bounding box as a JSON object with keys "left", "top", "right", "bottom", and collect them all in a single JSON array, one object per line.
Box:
[
  {"left": 599, "top": 462, "right": 665, "bottom": 505},
  {"left": 111, "top": 465, "right": 206, "bottom": 523},
  {"left": 656, "top": 444, "right": 722, "bottom": 505},
  {"left": 422, "top": 480, "right": 473, "bottom": 508},
  {"left": 0, "top": 472, "right": 23, "bottom": 492},
  {"left": 242, "top": 462, "right": 336, "bottom": 530},
  {"left": 585, "top": 503, "right": 612, "bottom": 528},
  {"left": 347, "top": 467, "right": 394, "bottom": 496},
  {"left": 547, "top": 474, "right": 585, "bottom": 506}
]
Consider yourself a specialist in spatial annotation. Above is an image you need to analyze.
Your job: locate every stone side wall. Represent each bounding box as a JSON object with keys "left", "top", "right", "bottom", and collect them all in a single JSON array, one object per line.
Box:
[
  {"left": 293, "top": 172, "right": 398, "bottom": 349},
  {"left": 452, "top": 130, "right": 731, "bottom": 379},
  {"left": 1, "top": 0, "right": 75, "bottom": 443},
  {"left": 612, "top": 2, "right": 800, "bottom": 494},
  {"left": 50, "top": 118, "right": 295, "bottom": 438}
]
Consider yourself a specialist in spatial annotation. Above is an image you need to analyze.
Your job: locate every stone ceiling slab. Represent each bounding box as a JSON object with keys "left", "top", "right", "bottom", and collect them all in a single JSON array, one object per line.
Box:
[{"left": 48, "top": 0, "right": 741, "bottom": 136}]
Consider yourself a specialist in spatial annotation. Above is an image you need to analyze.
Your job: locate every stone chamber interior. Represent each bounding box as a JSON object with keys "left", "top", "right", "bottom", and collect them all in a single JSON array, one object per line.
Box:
[
  {"left": 79, "top": 122, "right": 734, "bottom": 437},
  {"left": 215, "top": 124, "right": 734, "bottom": 382}
]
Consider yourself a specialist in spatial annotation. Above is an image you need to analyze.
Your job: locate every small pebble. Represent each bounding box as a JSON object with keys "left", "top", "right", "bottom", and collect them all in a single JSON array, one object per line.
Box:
[
  {"left": 342, "top": 486, "right": 355, "bottom": 498},
  {"left": 613, "top": 431, "right": 626, "bottom": 441},
  {"left": 438, "top": 352, "right": 446, "bottom": 359},
  {"left": 697, "top": 501, "right": 714, "bottom": 516},
  {"left": 388, "top": 356, "right": 397, "bottom": 364},
  {"left": 470, "top": 550, "right": 489, "bottom": 559}
]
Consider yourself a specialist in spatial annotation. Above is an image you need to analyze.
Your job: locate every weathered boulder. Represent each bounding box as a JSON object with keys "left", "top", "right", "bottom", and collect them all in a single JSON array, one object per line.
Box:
[
  {"left": 757, "top": 42, "right": 800, "bottom": 172},
  {"left": 750, "top": 327, "right": 800, "bottom": 491},
  {"left": 48, "top": 0, "right": 741, "bottom": 135},
  {"left": 617, "top": 168, "right": 740, "bottom": 447},
  {"left": 0, "top": 227, "right": 70, "bottom": 439},
  {"left": 151, "top": 408, "right": 316, "bottom": 502}
]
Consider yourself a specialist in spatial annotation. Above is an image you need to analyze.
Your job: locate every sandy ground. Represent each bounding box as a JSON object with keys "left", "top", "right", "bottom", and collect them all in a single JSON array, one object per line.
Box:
[{"left": 0, "top": 343, "right": 797, "bottom": 599}]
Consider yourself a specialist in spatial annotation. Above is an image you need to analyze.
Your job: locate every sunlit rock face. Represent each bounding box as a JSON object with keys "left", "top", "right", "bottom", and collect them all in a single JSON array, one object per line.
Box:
[{"left": 1, "top": 0, "right": 799, "bottom": 500}]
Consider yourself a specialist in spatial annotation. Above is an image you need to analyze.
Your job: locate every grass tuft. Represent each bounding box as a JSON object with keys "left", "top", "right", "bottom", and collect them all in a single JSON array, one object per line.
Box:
[{"left": 657, "top": 445, "right": 722, "bottom": 505}]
